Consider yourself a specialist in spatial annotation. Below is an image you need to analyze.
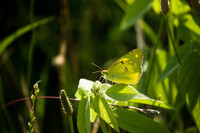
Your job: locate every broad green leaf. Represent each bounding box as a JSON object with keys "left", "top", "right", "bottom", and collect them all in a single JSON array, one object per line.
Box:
[
  {"left": 113, "top": 108, "right": 171, "bottom": 133},
  {"left": 77, "top": 96, "right": 91, "bottom": 133},
  {"left": 179, "top": 50, "right": 200, "bottom": 131},
  {"left": 178, "top": 15, "right": 200, "bottom": 42},
  {"left": 158, "top": 41, "right": 200, "bottom": 82},
  {"left": 0, "top": 16, "right": 54, "bottom": 55},
  {"left": 106, "top": 84, "right": 138, "bottom": 101},
  {"left": 128, "top": 93, "right": 174, "bottom": 109},
  {"left": 76, "top": 79, "right": 99, "bottom": 99},
  {"left": 171, "top": 0, "right": 190, "bottom": 15},
  {"left": 78, "top": 78, "right": 94, "bottom": 92},
  {"left": 75, "top": 87, "right": 87, "bottom": 100},
  {"left": 101, "top": 83, "right": 111, "bottom": 91},
  {"left": 125, "top": 0, "right": 135, "bottom": 5},
  {"left": 90, "top": 104, "right": 97, "bottom": 123},
  {"left": 158, "top": 42, "right": 190, "bottom": 82},
  {"left": 152, "top": 0, "right": 160, "bottom": 14},
  {"left": 120, "top": 0, "right": 152, "bottom": 30},
  {"left": 93, "top": 95, "right": 119, "bottom": 132},
  {"left": 182, "top": 15, "right": 200, "bottom": 36},
  {"left": 147, "top": 49, "right": 172, "bottom": 103}
]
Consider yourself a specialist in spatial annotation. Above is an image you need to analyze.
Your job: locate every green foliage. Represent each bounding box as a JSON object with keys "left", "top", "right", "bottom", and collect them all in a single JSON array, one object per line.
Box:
[
  {"left": 93, "top": 95, "right": 120, "bottom": 132},
  {"left": 77, "top": 96, "right": 90, "bottom": 133},
  {"left": 106, "top": 84, "right": 138, "bottom": 101},
  {"left": 1, "top": 0, "right": 200, "bottom": 132},
  {"left": 0, "top": 17, "right": 54, "bottom": 55},
  {"left": 120, "top": 0, "right": 153, "bottom": 30},
  {"left": 113, "top": 108, "right": 170, "bottom": 133},
  {"left": 75, "top": 79, "right": 172, "bottom": 132},
  {"left": 179, "top": 49, "right": 200, "bottom": 131},
  {"left": 128, "top": 93, "right": 174, "bottom": 109}
]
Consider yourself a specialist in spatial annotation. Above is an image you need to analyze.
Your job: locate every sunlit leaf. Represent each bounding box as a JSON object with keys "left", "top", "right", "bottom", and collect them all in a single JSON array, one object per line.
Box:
[
  {"left": 106, "top": 84, "right": 138, "bottom": 101},
  {"left": 171, "top": 0, "right": 190, "bottom": 15},
  {"left": 75, "top": 87, "right": 87, "bottom": 100},
  {"left": 158, "top": 41, "right": 200, "bottom": 82},
  {"left": 93, "top": 95, "right": 119, "bottom": 132},
  {"left": 77, "top": 96, "right": 91, "bottom": 133},
  {"left": 113, "top": 108, "right": 171, "bottom": 133},
  {"left": 128, "top": 93, "right": 174, "bottom": 109},
  {"left": 152, "top": 0, "right": 160, "bottom": 14},
  {"left": 90, "top": 103, "right": 97, "bottom": 123},
  {"left": 120, "top": 0, "right": 152, "bottom": 30},
  {"left": 78, "top": 78, "right": 94, "bottom": 92},
  {"left": 179, "top": 49, "right": 200, "bottom": 131},
  {"left": 147, "top": 49, "right": 171, "bottom": 103},
  {"left": 178, "top": 15, "right": 200, "bottom": 42}
]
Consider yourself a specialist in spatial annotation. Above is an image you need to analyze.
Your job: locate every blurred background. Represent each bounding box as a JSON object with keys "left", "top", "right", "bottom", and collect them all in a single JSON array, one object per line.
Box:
[{"left": 0, "top": 0, "right": 200, "bottom": 132}]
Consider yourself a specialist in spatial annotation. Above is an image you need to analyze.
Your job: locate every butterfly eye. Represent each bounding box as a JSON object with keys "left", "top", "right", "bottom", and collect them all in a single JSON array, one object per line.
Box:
[{"left": 124, "top": 67, "right": 128, "bottom": 72}]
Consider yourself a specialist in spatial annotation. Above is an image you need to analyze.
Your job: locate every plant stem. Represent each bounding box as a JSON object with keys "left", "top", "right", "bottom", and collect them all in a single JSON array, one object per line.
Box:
[
  {"left": 69, "top": 115, "right": 74, "bottom": 133},
  {"left": 165, "top": 15, "right": 182, "bottom": 64},
  {"left": 27, "top": 0, "right": 36, "bottom": 87},
  {"left": 28, "top": 81, "right": 40, "bottom": 133},
  {"left": 98, "top": 116, "right": 107, "bottom": 133},
  {"left": 145, "top": 16, "right": 165, "bottom": 93}
]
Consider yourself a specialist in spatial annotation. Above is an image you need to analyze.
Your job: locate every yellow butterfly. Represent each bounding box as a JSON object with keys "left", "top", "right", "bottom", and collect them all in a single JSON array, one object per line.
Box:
[{"left": 101, "top": 49, "right": 143, "bottom": 84}]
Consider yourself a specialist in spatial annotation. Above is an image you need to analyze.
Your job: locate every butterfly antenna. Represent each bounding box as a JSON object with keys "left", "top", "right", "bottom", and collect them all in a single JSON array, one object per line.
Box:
[
  {"left": 92, "top": 70, "right": 102, "bottom": 74},
  {"left": 91, "top": 62, "right": 103, "bottom": 70}
]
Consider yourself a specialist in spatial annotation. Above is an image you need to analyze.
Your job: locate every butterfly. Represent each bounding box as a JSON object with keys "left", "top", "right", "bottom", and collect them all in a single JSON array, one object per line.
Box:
[{"left": 100, "top": 49, "right": 143, "bottom": 84}]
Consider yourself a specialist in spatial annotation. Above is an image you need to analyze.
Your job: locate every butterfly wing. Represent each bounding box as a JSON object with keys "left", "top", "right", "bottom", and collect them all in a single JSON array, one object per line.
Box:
[{"left": 106, "top": 49, "right": 143, "bottom": 84}]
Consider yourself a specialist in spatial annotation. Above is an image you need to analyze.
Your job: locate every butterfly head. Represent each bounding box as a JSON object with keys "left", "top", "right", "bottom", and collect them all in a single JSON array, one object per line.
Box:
[
  {"left": 101, "top": 70, "right": 110, "bottom": 81},
  {"left": 101, "top": 70, "right": 107, "bottom": 74}
]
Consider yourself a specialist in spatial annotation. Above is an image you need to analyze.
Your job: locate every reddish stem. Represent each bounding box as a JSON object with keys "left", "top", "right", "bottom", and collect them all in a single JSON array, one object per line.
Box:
[{"left": 0, "top": 96, "right": 80, "bottom": 110}]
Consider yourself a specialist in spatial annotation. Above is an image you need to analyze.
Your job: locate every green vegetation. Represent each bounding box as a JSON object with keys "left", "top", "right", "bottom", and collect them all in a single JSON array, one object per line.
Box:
[{"left": 0, "top": 0, "right": 200, "bottom": 132}]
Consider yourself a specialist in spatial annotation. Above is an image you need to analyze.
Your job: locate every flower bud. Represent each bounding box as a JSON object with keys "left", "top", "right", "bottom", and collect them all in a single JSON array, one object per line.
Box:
[
  {"left": 60, "top": 89, "right": 73, "bottom": 115},
  {"left": 161, "top": 0, "right": 170, "bottom": 14}
]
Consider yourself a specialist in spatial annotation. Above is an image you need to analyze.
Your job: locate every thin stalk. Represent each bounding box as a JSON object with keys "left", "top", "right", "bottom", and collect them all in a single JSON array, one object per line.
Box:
[
  {"left": 165, "top": 15, "right": 182, "bottom": 64},
  {"left": 27, "top": 0, "right": 36, "bottom": 87},
  {"left": 0, "top": 77, "right": 15, "bottom": 133},
  {"left": 98, "top": 116, "right": 107, "bottom": 133},
  {"left": 28, "top": 81, "right": 40, "bottom": 133},
  {"left": 145, "top": 16, "right": 165, "bottom": 93},
  {"left": 69, "top": 115, "right": 74, "bottom": 133},
  {"left": 0, "top": 97, "right": 80, "bottom": 110}
]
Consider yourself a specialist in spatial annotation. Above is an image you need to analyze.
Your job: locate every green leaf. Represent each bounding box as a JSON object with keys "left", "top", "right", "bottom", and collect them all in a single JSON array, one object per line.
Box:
[
  {"left": 158, "top": 41, "right": 200, "bottom": 82},
  {"left": 78, "top": 78, "right": 94, "bottom": 92},
  {"left": 113, "top": 108, "right": 171, "bottom": 133},
  {"left": 77, "top": 96, "right": 91, "bottom": 133},
  {"left": 75, "top": 78, "right": 96, "bottom": 100},
  {"left": 128, "top": 93, "right": 174, "bottom": 109},
  {"left": 75, "top": 87, "right": 87, "bottom": 100},
  {"left": 178, "top": 15, "right": 200, "bottom": 42},
  {"left": 171, "top": 0, "right": 190, "bottom": 15},
  {"left": 120, "top": 0, "right": 152, "bottom": 30},
  {"left": 179, "top": 50, "right": 200, "bottom": 131},
  {"left": 152, "top": 0, "right": 160, "bottom": 14},
  {"left": 101, "top": 83, "right": 112, "bottom": 91},
  {"left": 0, "top": 16, "right": 55, "bottom": 55},
  {"left": 93, "top": 95, "right": 119, "bottom": 132},
  {"left": 106, "top": 84, "right": 138, "bottom": 101},
  {"left": 90, "top": 104, "right": 97, "bottom": 123},
  {"left": 146, "top": 49, "right": 173, "bottom": 103}
]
